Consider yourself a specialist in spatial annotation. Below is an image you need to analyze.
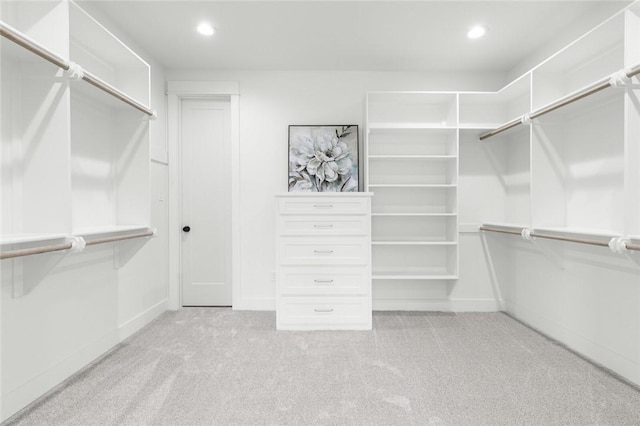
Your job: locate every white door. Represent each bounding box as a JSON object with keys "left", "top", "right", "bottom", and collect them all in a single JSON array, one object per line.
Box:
[{"left": 181, "top": 99, "right": 232, "bottom": 306}]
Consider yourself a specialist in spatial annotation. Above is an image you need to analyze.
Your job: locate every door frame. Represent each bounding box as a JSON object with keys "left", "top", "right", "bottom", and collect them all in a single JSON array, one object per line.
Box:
[{"left": 167, "top": 81, "right": 240, "bottom": 310}]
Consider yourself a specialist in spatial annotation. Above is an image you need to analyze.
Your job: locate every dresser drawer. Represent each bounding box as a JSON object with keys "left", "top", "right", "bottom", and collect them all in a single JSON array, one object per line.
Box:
[
  {"left": 278, "top": 215, "right": 368, "bottom": 236},
  {"left": 278, "top": 237, "right": 368, "bottom": 265},
  {"left": 277, "top": 296, "right": 371, "bottom": 330},
  {"left": 278, "top": 266, "right": 369, "bottom": 296},
  {"left": 278, "top": 197, "right": 369, "bottom": 215}
]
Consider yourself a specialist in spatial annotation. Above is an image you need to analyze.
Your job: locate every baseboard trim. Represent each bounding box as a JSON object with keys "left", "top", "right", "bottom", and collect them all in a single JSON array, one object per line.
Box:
[
  {"left": 450, "top": 298, "right": 500, "bottom": 312},
  {"left": 505, "top": 300, "right": 640, "bottom": 387},
  {"left": 373, "top": 299, "right": 452, "bottom": 311},
  {"left": 233, "top": 297, "right": 275, "bottom": 311},
  {"left": 118, "top": 299, "right": 169, "bottom": 341},
  {"left": 1, "top": 330, "right": 119, "bottom": 423}
]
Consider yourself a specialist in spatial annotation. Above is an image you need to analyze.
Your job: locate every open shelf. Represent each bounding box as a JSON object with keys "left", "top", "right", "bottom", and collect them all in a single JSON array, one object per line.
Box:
[
  {"left": 72, "top": 225, "right": 150, "bottom": 237},
  {"left": 459, "top": 74, "right": 530, "bottom": 129},
  {"left": 367, "top": 92, "right": 457, "bottom": 128},
  {"left": 372, "top": 244, "right": 458, "bottom": 278},
  {"left": 372, "top": 241, "right": 457, "bottom": 246},
  {"left": 372, "top": 213, "right": 456, "bottom": 217},
  {"left": 0, "top": 233, "right": 69, "bottom": 247},
  {"left": 69, "top": 1, "right": 150, "bottom": 108},
  {"left": 368, "top": 184, "right": 456, "bottom": 188},
  {"left": 368, "top": 158, "right": 457, "bottom": 186},
  {"left": 372, "top": 271, "right": 459, "bottom": 280},
  {"left": 368, "top": 155, "right": 456, "bottom": 159},
  {"left": 367, "top": 127, "right": 457, "bottom": 156},
  {"left": 368, "top": 123, "right": 457, "bottom": 130},
  {"left": 373, "top": 214, "right": 457, "bottom": 242},
  {"left": 371, "top": 186, "right": 456, "bottom": 215}
]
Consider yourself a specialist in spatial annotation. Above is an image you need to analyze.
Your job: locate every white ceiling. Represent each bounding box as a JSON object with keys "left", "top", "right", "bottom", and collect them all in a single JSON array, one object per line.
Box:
[{"left": 80, "top": 1, "right": 629, "bottom": 72}]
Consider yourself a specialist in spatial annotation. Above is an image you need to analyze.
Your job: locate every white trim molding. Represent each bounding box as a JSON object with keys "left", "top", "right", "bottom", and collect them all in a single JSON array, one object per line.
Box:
[
  {"left": 166, "top": 81, "right": 239, "bottom": 96},
  {"left": 166, "top": 81, "right": 241, "bottom": 310}
]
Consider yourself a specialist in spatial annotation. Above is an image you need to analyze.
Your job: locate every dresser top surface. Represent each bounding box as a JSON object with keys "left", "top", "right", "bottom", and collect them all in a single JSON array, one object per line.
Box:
[{"left": 277, "top": 192, "right": 374, "bottom": 198}]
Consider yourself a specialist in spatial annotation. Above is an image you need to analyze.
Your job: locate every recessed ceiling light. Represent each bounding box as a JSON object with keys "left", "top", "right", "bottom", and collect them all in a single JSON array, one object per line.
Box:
[
  {"left": 197, "top": 22, "right": 215, "bottom": 36},
  {"left": 467, "top": 25, "right": 488, "bottom": 39}
]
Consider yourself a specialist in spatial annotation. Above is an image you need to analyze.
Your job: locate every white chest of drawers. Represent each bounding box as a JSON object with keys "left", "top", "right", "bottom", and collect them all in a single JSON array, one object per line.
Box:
[{"left": 276, "top": 193, "right": 373, "bottom": 330}]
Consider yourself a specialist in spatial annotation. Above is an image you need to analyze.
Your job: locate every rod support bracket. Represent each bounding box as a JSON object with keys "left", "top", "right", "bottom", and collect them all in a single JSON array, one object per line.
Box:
[
  {"left": 520, "top": 113, "right": 532, "bottom": 125},
  {"left": 149, "top": 110, "right": 158, "bottom": 120},
  {"left": 68, "top": 236, "right": 86, "bottom": 254},
  {"left": 64, "top": 61, "right": 85, "bottom": 80},
  {"left": 609, "top": 69, "right": 630, "bottom": 87},
  {"left": 608, "top": 237, "right": 628, "bottom": 254}
]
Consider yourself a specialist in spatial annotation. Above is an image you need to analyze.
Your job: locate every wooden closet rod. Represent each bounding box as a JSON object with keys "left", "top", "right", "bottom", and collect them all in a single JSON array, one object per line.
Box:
[
  {"left": 480, "top": 225, "right": 640, "bottom": 252},
  {"left": 84, "top": 230, "right": 155, "bottom": 246},
  {"left": 0, "top": 20, "right": 155, "bottom": 117},
  {"left": 478, "top": 225, "right": 523, "bottom": 236},
  {"left": 1, "top": 230, "right": 155, "bottom": 260},
  {"left": 528, "top": 231, "right": 610, "bottom": 248},
  {"left": 0, "top": 242, "right": 73, "bottom": 260},
  {"left": 0, "top": 21, "right": 68, "bottom": 69},
  {"left": 479, "top": 62, "right": 640, "bottom": 141}
]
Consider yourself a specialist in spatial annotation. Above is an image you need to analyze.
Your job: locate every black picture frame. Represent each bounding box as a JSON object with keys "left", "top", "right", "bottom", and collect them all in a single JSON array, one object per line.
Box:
[{"left": 287, "top": 125, "right": 359, "bottom": 192}]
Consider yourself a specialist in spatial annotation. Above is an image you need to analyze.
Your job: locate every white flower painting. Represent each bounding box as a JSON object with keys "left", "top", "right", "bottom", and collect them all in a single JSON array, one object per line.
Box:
[{"left": 288, "top": 125, "right": 359, "bottom": 192}]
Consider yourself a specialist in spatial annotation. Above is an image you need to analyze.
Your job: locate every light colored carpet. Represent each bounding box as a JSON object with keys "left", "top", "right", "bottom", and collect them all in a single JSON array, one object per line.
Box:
[{"left": 4, "top": 310, "right": 640, "bottom": 425}]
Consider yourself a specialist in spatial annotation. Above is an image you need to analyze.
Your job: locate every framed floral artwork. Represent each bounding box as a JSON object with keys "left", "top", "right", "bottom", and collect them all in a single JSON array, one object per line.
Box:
[{"left": 288, "top": 125, "right": 359, "bottom": 192}]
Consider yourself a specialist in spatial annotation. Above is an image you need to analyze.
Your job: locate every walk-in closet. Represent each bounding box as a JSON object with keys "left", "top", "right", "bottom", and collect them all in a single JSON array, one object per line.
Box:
[{"left": 1, "top": 0, "right": 640, "bottom": 424}]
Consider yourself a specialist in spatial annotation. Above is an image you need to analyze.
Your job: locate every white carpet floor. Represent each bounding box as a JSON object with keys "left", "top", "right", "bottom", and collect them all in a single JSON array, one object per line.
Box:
[{"left": 4, "top": 309, "right": 640, "bottom": 425}]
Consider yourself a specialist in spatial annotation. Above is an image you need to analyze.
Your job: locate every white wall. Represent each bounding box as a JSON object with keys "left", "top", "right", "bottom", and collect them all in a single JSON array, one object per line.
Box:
[
  {"left": 165, "top": 69, "right": 505, "bottom": 310},
  {"left": 482, "top": 236, "right": 640, "bottom": 386}
]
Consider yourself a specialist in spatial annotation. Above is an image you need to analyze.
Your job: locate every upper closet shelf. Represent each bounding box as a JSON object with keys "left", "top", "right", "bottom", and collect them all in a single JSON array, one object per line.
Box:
[
  {"left": 73, "top": 225, "right": 152, "bottom": 237},
  {"left": 368, "top": 123, "right": 457, "bottom": 130},
  {"left": 479, "top": 62, "right": 640, "bottom": 141},
  {"left": 368, "top": 155, "right": 456, "bottom": 159},
  {"left": 0, "top": 233, "right": 69, "bottom": 246},
  {"left": 0, "top": 19, "right": 155, "bottom": 117},
  {"left": 368, "top": 184, "right": 456, "bottom": 188}
]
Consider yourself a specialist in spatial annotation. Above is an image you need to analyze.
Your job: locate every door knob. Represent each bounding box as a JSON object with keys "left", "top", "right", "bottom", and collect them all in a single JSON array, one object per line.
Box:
[{"left": 182, "top": 226, "right": 191, "bottom": 232}]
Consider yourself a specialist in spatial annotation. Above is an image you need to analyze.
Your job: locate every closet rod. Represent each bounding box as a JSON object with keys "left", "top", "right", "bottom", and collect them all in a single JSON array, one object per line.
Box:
[
  {"left": 481, "top": 226, "right": 640, "bottom": 252},
  {"left": 528, "top": 76, "right": 611, "bottom": 120},
  {"left": 0, "top": 242, "right": 73, "bottom": 260},
  {"left": 625, "top": 241, "right": 640, "bottom": 251},
  {"left": 81, "top": 70, "right": 154, "bottom": 116},
  {"left": 528, "top": 231, "right": 610, "bottom": 247},
  {"left": 479, "top": 62, "right": 640, "bottom": 141},
  {"left": 0, "top": 20, "right": 154, "bottom": 117},
  {"left": 478, "top": 225, "right": 523, "bottom": 236},
  {"left": 478, "top": 117, "right": 522, "bottom": 141},
  {"left": 85, "top": 230, "right": 154, "bottom": 246},
  {"left": 0, "top": 21, "right": 68, "bottom": 69}
]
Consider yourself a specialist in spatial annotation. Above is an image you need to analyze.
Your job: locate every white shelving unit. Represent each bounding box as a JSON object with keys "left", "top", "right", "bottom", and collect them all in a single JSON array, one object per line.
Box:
[
  {"left": 365, "top": 93, "right": 459, "bottom": 296},
  {"left": 1, "top": 0, "right": 153, "bottom": 252},
  {"left": 465, "top": 4, "right": 639, "bottom": 239}
]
